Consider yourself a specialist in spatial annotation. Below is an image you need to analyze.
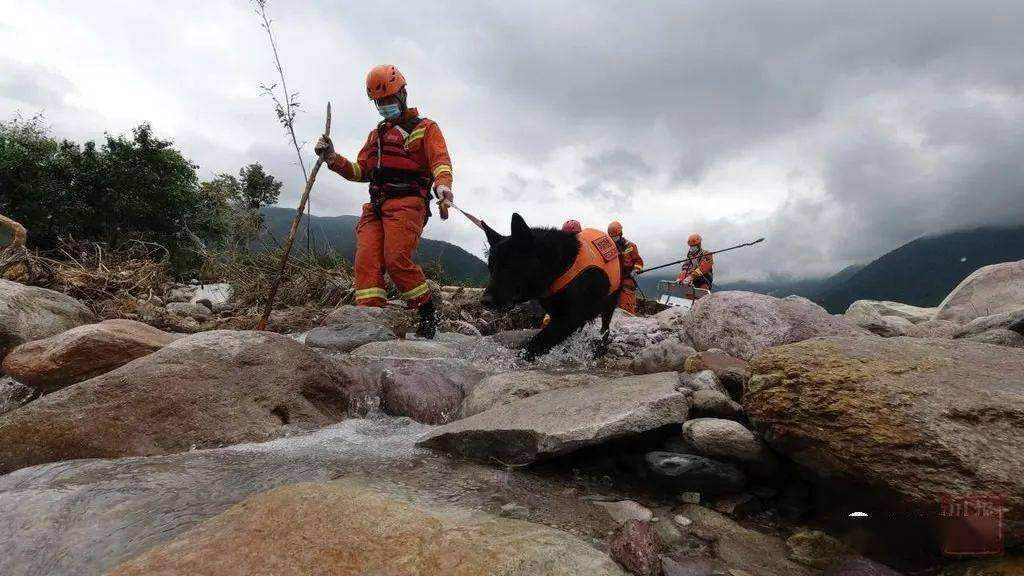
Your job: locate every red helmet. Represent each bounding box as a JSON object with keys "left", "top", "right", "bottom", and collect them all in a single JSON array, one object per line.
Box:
[
  {"left": 561, "top": 219, "right": 582, "bottom": 233},
  {"left": 687, "top": 233, "right": 702, "bottom": 246},
  {"left": 607, "top": 221, "right": 623, "bottom": 237},
  {"left": 366, "top": 64, "right": 406, "bottom": 100}
]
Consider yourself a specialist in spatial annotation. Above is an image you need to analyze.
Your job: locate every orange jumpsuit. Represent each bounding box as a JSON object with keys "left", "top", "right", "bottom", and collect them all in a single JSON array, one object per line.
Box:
[
  {"left": 679, "top": 249, "right": 714, "bottom": 290},
  {"left": 616, "top": 238, "right": 643, "bottom": 313},
  {"left": 327, "top": 108, "right": 453, "bottom": 308}
]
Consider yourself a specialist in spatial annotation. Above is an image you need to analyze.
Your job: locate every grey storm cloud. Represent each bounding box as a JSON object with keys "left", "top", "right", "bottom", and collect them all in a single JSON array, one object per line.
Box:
[
  {"left": 2, "top": 0, "right": 1023, "bottom": 282},
  {"left": 0, "top": 59, "right": 75, "bottom": 109}
]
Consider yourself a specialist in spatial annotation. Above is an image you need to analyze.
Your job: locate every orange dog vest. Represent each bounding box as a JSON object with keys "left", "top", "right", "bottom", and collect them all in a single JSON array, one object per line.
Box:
[{"left": 542, "top": 228, "right": 622, "bottom": 297}]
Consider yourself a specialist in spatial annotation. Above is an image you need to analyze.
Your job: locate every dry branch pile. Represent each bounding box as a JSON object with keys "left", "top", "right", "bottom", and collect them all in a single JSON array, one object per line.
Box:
[
  {"left": 23, "top": 239, "right": 171, "bottom": 316},
  {"left": 200, "top": 247, "right": 353, "bottom": 312}
]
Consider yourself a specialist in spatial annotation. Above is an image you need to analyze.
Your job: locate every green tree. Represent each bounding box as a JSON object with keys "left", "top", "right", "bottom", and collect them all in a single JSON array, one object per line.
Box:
[
  {"left": 198, "top": 163, "right": 282, "bottom": 248},
  {"left": 0, "top": 117, "right": 224, "bottom": 271}
]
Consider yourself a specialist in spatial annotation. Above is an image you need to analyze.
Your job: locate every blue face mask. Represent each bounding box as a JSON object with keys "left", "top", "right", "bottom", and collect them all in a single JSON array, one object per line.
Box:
[{"left": 376, "top": 102, "right": 402, "bottom": 120}]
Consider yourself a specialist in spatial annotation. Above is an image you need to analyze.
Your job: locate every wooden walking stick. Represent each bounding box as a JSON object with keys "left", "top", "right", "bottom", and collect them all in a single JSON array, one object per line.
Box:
[{"left": 257, "top": 102, "right": 331, "bottom": 331}]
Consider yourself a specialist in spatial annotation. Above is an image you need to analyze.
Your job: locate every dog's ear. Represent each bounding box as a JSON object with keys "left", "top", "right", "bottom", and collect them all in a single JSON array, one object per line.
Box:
[
  {"left": 511, "top": 213, "right": 533, "bottom": 248},
  {"left": 482, "top": 220, "right": 504, "bottom": 247}
]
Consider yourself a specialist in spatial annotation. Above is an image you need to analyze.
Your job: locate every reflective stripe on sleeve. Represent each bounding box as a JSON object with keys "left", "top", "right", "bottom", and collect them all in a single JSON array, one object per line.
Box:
[
  {"left": 350, "top": 161, "right": 362, "bottom": 181},
  {"left": 432, "top": 164, "right": 452, "bottom": 178}
]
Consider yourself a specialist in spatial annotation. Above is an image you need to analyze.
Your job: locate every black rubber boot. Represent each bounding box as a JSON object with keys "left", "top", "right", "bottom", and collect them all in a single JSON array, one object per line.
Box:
[{"left": 415, "top": 300, "right": 438, "bottom": 340}]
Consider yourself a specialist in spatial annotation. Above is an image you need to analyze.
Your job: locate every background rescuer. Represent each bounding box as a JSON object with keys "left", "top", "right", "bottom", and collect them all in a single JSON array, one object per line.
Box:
[
  {"left": 607, "top": 221, "right": 644, "bottom": 313},
  {"left": 315, "top": 64, "right": 454, "bottom": 339}
]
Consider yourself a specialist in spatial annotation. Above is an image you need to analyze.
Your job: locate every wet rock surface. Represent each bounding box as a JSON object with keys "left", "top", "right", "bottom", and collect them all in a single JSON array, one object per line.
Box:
[
  {"left": 632, "top": 336, "right": 695, "bottom": 375},
  {"left": 1, "top": 319, "right": 180, "bottom": 393},
  {"left": 109, "top": 479, "right": 627, "bottom": 576},
  {"left": 460, "top": 370, "right": 600, "bottom": 417},
  {"left": 0, "top": 330, "right": 353, "bottom": 473},
  {"left": 419, "top": 372, "right": 689, "bottom": 465},
  {"left": 380, "top": 358, "right": 486, "bottom": 424},
  {"left": 305, "top": 322, "right": 397, "bottom": 352},
  {"left": 0, "top": 418, "right": 620, "bottom": 576}
]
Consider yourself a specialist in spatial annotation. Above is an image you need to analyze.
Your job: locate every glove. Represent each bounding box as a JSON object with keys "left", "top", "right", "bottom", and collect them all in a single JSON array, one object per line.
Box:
[
  {"left": 314, "top": 135, "right": 335, "bottom": 162},
  {"left": 433, "top": 184, "right": 453, "bottom": 220}
]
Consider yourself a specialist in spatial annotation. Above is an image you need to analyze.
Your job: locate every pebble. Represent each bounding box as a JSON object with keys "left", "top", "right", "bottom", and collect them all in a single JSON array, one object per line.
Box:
[
  {"left": 673, "top": 514, "right": 693, "bottom": 528},
  {"left": 679, "top": 491, "right": 701, "bottom": 504}
]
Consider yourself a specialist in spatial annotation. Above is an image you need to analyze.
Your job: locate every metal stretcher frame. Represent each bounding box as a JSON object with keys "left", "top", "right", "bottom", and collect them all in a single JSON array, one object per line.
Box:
[{"left": 657, "top": 280, "right": 711, "bottom": 305}]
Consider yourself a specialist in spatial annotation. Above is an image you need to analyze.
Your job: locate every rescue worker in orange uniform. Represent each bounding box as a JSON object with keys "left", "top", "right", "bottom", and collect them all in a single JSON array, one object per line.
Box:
[
  {"left": 315, "top": 65, "right": 453, "bottom": 339},
  {"left": 678, "top": 233, "right": 714, "bottom": 290},
  {"left": 607, "top": 221, "right": 643, "bottom": 314}
]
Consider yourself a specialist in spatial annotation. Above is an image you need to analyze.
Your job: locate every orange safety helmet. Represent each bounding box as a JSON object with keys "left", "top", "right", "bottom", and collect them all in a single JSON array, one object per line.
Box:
[
  {"left": 366, "top": 64, "right": 407, "bottom": 100},
  {"left": 687, "top": 233, "right": 702, "bottom": 246},
  {"left": 607, "top": 221, "right": 623, "bottom": 237},
  {"left": 562, "top": 219, "right": 582, "bottom": 233}
]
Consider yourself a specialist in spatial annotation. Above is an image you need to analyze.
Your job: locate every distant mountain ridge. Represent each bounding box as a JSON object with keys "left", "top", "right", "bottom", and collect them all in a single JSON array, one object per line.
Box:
[
  {"left": 258, "top": 207, "right": 488, "bottom": 285},
  {"left": 815, "top": 225, "right": 1024, "bottom": 312},
  {"left": 636, "top": 225, "right": 1024, "bottom": 313}
]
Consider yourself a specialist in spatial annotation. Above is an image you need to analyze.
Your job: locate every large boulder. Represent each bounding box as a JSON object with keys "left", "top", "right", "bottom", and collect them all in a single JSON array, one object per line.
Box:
[
  {"left": 305, "top": 322, "right": 396, "bottom": 353},
  {"left": 460, "top": 370, "right": 600, "bottom": 417},
  {"left": 381, "top": 358, "right": 486, "bottom": 424},
  {"left": 0, "top": 330, "right": 354, "bottom": 474},
  {"left": 631, "top": 337, "right": 695, "bottom": 375},
  {"left": 682, "top": 417, "right": 779, "bottom": 476},
  {"left": 418, "top": 372, "right": 689, "bottom": 466},
  {"left": 905, "top": 319, "right": 961, "bottom": 339},
  {"left": 845, "top": 300, "right": 935, "bottom": 324},
  {"left": 744, "top": 336, "right": 1024, "bottom": 545},
  {"left": 683, "top": 291, "right": 867, "bottom": 360},
  {"left": 936, "top": 260, "right": 1024, "bottom": 324},
  {"left": 0, "top": 280, "right": 95, "bottom": 359},
  {"left": 961, "top": 328, "right": 1024, "bottom": 348},
  {"left": 954, "top": 308, "right": 1024, "bottom": 339},
  {"left": 844, "top": 303, "right": 913, "bottom": 337},
  {"left": 1, "top": 319, "right": 181, "bottom": 394},
  {"left": 109, "top": 481, "right": 627, "bottom": 576}
]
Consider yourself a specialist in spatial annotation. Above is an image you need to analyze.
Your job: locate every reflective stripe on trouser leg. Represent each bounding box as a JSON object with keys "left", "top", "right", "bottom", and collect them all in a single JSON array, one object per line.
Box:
[
  {"left": 354, "top": 202, "right": 387, "bottom": 307},
  {"left": 381, "top": 196, "right": 430, "bottom": 307}
]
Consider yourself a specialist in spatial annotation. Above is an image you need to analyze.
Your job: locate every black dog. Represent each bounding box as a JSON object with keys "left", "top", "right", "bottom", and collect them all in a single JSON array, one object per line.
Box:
[{"left": 480, "top": 213, "right": 621, "bottom": 360}]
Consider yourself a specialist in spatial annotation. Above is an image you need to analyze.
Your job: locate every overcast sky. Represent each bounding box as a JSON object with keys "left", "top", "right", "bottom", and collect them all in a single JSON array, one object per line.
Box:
[{"left": 2, "top": 1, "right": 1022, "bottom": 281}]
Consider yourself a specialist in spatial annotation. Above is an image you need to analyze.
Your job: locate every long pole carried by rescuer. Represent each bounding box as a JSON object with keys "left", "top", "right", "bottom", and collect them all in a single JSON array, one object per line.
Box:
[
  {"left": 636, "top": 237, "right": 765, "bottom": 275},
  {"left": 256, "top": 102, "right": 332, "bottom": 331}
]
